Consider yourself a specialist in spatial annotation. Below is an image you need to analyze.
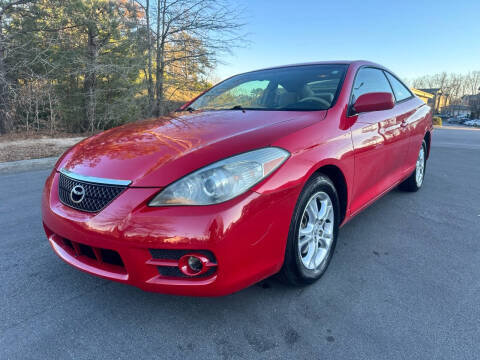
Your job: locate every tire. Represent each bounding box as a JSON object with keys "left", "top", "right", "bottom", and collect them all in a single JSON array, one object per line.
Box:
[
  {"left": 399, "top": 140, "right": 427, "bottom": 192},
  {"left": 279, "top": 174, "right": 340, "bottom": 285}
]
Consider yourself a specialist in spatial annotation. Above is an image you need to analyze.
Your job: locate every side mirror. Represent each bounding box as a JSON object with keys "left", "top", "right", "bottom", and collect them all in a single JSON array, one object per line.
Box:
[{"left": 352, "top": 92, "right": 394, "bottom": 114}]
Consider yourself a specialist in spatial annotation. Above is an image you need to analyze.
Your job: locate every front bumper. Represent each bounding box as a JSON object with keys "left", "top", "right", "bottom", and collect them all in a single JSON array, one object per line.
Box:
[{"left": 42, "top": 171, "right": 300, "bottom": 296}]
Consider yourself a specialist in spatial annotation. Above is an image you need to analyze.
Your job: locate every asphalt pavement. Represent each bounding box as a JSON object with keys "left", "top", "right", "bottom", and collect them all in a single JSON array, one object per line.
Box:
[{"left": 1, "top": 127, "right": 479, "bottom": 359}]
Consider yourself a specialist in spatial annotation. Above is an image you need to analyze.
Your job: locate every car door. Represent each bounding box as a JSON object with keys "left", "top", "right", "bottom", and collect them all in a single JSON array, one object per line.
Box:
[
  {"left": 348, "top": 67, "right": 405, "bottom": 215},
  {"left": 383, "top": 71, "right": 420, "bottom": 175}
]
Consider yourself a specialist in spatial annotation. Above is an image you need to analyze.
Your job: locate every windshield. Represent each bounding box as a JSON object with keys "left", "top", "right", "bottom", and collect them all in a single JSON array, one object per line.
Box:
[{"left": 190, "top": 64, "right": 348, "bottom": 111}]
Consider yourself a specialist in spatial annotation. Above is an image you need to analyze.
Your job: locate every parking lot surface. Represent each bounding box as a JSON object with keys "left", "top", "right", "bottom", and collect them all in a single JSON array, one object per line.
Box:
[{"left": 1, "top": 127, "right": 479, "bottom": 359}]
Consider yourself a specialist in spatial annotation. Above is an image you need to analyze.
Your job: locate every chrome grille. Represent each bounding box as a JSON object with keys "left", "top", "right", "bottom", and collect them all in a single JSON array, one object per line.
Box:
[{"left": 58, "top": 170, "right": 129, "bottom": 213}]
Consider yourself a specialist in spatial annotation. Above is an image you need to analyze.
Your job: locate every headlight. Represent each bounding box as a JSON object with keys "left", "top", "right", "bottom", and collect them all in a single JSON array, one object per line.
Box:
[{"left": 149, "top": 147, "right": 290, "bottom": 206}]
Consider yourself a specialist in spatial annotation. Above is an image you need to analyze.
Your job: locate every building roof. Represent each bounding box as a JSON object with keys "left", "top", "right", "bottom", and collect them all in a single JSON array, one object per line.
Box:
[{"left": 411, "top": 88, "right": 434, "bottom": 99}]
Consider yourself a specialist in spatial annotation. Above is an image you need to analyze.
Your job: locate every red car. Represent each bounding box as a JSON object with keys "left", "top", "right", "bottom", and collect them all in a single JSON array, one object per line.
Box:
[{"left": 42, "top": 61, "right": 432, "bottom": 296}]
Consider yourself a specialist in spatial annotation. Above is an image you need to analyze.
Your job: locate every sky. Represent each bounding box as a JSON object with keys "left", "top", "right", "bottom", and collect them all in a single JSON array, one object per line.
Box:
[{"left": 214, "top": 0, "right": 480, "bottom": 83}]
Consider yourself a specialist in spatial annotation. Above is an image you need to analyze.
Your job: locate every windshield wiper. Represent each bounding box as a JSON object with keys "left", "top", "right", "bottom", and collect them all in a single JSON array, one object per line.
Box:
[
  {"left": 229, "top": 105, "right": 246, "bottom": 112},
  {"left": 176, "top": 106, "right": 196, "bottom": 112}
]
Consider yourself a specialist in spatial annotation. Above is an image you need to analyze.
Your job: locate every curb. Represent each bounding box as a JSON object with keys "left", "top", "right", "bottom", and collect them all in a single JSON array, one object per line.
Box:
[
  {"left": 0, "top": 157, "right": 58, "bottom": 174},
  {"left": 435, "top": 125, "right": 480, "bottom": 131}
]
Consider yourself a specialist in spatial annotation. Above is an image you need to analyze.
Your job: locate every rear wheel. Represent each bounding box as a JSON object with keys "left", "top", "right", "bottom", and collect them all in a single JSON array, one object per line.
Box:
[
  {"left": 279, "top": 174, "right": 340, "bottom": 285},
  {"left": 399, "top": 140, "right": 427, "bottom": 192}
]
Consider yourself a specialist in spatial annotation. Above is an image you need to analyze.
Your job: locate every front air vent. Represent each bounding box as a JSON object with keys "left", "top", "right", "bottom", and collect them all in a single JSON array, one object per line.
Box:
[{"left": 58, "top": 170, "right": 129, "bottom": 213}]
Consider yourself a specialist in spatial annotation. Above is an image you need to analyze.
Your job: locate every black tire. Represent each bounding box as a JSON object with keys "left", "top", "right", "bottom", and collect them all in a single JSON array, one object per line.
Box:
[
  {"left": 279, "top": 174, "right": 340, "bottom": 285},
  {"left": 399, "top": 140, "right": 427, "bottom": 192}
]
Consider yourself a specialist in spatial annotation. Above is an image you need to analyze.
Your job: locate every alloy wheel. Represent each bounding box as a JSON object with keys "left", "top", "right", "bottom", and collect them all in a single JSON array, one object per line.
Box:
[
  {"left": 416, "top": 146, "right": 425, "bottom": 187},
  {"left": 298, "top": 191, "right": 334, "bottom": 271}
]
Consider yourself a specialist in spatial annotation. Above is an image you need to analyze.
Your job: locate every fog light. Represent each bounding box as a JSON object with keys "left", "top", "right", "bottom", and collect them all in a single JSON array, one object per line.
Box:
[
  {"left": 178, "top": 254, "right": 211, "bottom": 276},
  {"left": 188, "top": 256, "right": 203, "bottom": 273}
]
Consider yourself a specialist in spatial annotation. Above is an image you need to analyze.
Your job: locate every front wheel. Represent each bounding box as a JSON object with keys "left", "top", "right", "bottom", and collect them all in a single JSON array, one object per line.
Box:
[
  {"left": 399, "top": 140, "right": 427, "bottom": 192},
  {"left": 279, "top": 174, "right": 340, "bottom": 285}
]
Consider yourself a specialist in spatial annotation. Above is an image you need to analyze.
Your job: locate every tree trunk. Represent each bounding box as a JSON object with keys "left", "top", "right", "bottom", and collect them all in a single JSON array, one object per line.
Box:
[
  {"left": 0, "top": 20, "right": 10, "bottom": 134},
  {"left": 84, "top": 26, "right": 98, "bottom": 133},
  {"left": 155, "top": 50, "right": 165, "bottom": 116},
  {"left": 48, "top": 85, "right": 55, "bottom": 135},
  {"left": 154, "top": 0, "right": 166, "bottom": 117},
  {"left": 145, "top": 0, "right": 154, "bottom": 115}
]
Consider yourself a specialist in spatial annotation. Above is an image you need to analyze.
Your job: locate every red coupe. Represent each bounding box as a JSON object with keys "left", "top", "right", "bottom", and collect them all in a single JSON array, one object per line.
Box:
[{"left": 42, "top": 61, "right": 432, "bottom": 296}]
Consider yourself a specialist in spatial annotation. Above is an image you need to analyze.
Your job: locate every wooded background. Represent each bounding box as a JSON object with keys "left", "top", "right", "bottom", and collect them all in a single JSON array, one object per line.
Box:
[
  {"left": 1, "top": 1, "right": 479, "bottom": 136},
  {"left": 0, "top": 0, "right": 244, "bottom": 135},
  {"left": 409, "top": 72, "right": 480, "bottom": 105}
]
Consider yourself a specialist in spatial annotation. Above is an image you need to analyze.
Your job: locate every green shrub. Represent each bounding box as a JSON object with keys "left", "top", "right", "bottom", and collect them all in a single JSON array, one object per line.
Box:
[{"left": 432, "top": 116, "right": 442, "bottom": 126}]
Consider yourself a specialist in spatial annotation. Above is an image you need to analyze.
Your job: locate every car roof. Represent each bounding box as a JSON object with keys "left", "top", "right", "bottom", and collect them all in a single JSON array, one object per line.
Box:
[
  {"left": 249, "top": 60, "right": 384, "bottom": 72},
  {"left": 230, "top": 61, "right": 388, "bottom": 80}
]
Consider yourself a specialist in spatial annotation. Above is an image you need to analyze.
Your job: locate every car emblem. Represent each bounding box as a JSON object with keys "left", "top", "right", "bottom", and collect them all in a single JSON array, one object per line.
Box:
[{"left": 70, "top": 185, "right": 86, "bottom": 204}]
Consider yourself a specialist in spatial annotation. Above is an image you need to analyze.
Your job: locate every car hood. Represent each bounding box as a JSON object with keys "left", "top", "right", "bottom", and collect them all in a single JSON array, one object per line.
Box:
[{"left": 57, "top": 110, "right": 325, "bottom": 187}]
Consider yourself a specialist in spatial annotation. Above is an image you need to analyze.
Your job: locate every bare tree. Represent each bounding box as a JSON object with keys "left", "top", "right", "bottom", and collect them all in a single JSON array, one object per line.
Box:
[
  {"left": 135, "top": 0, "right": 244, "bottom": 116},
  {"left": 465, "top": 71, "right": 480, "bottom": 95},
  {"left": 134, "top": 0, "right": 155, "bottom": 113}
]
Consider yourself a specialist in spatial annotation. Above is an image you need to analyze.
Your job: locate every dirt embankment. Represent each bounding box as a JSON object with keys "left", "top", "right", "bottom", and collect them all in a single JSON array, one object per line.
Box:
[{"left": 0, "top": 134, "right": 86, "bottom": 162}]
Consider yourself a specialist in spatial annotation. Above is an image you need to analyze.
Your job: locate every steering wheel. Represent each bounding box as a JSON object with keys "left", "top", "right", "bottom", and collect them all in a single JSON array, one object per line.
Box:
[{"left": 298, "top": 97, "right": 330, "bottom": 108}]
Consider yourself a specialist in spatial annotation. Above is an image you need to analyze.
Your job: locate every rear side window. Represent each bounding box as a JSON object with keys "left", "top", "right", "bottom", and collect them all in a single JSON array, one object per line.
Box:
[
  {"left": 384, "top": 72, "right": 412, "bottom": 102},
  {"left": 351, "top": 67, "right": 392, "bottom": 103}
]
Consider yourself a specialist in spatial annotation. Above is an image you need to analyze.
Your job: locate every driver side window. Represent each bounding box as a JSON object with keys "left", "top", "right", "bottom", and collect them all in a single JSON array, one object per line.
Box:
[{"left": 352, "top": 68, "right": 392, "bottom": 103}]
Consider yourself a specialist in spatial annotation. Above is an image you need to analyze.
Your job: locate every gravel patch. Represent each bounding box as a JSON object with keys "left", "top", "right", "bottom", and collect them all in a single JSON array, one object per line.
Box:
[{"left": 0, "top": 137, "right": 84, "bottom": 162}]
